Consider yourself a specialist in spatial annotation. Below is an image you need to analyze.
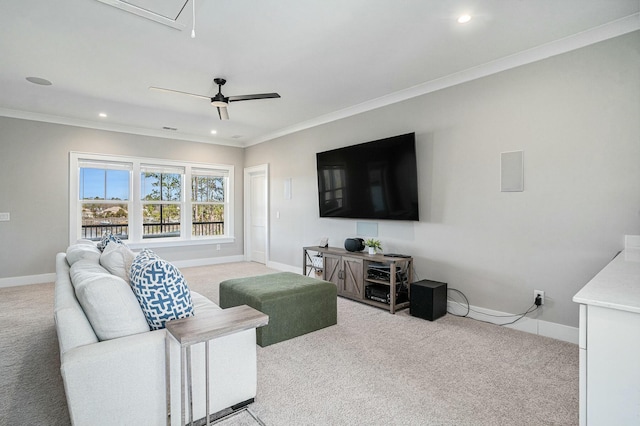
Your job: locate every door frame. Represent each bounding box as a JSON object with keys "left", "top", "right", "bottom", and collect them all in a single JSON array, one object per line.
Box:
[{"left": 243, "top": 164, "right": 269, "bottom": 263}]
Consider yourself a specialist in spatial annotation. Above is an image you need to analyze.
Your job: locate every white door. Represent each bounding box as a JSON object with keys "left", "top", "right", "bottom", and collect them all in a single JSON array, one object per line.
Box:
[{"left": 244, "top": 165, "right": 269, "bottom": 264}]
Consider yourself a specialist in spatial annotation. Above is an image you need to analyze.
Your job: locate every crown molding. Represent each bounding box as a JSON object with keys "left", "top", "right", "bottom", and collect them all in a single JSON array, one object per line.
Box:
[{"left": 0, "top": 108, "right": 240, "bottom": 147}]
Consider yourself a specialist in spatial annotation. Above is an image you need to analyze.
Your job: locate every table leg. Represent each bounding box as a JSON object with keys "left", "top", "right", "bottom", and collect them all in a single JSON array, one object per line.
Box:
[
  {"left": 206, "top": 341, "right": 210, "bottom": 425},
  {"left": 180, "top": 346, "right": 186, "bottom": 426},
  {"left": 165, "top": 335, "right": 171, "bottom": 426},
  {"left": 187, "top": 345, "right": 193, "bottom": 426}
]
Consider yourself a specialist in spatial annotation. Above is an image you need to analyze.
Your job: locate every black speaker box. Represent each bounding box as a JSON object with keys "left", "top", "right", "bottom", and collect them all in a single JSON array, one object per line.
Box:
[
  {"left": 410, "top": 280, "right": 447, "bottom": 321},
  {"left": 344, "top": 238, "right": 365, "bottom": 252}
]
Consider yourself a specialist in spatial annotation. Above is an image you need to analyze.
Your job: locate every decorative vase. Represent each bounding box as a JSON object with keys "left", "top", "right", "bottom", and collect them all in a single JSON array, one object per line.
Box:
[{"left": 368, "top": 247, "right": 376, "bottom": 255}]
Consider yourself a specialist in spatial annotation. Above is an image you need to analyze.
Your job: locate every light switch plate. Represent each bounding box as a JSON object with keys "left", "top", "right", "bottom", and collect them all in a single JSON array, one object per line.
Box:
[{"left": 0, "top": 212, "right": 10, "bottom": 221}]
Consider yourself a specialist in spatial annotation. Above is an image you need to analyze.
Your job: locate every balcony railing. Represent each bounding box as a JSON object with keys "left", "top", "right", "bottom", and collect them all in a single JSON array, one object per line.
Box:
[{"left": 81, "top": 221, "right": 224, "bottom": 240}]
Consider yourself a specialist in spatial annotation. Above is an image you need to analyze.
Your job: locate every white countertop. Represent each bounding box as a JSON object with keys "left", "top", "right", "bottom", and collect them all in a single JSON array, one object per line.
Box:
[{"left": 573, "top": 248, "right": 640, "bottom": 314}]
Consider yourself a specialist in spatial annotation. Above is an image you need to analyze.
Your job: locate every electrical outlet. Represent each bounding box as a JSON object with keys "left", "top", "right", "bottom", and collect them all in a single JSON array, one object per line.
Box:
[
  {"left": 534, "top": 290, "right": 545, "bottom": 305},
  {"left": 0, "top": 212, "right": 10, "bottom": 221},
  {"left": 216, "top": 244, "right": 221, "bottom": 251}
]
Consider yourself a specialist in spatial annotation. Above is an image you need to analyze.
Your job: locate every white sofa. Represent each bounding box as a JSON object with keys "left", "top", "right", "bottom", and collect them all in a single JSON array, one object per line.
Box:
[{"left": 54, "top": 241, "right": 259, "bottom": 426}]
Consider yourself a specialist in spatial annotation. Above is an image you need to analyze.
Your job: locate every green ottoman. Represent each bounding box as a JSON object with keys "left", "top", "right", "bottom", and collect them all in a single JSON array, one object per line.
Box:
[{"left": 219, "top": 272, "right": 337, "bottom": 347}]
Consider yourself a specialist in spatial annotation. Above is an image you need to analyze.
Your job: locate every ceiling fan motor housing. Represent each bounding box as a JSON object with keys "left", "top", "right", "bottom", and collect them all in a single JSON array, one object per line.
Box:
[{"left": 211, "top": 92, "right": 228, "bottom": 106}]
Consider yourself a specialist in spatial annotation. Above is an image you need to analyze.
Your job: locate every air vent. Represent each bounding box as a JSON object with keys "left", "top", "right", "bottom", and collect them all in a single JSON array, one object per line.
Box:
[{"left": 26, "top": 77, "right": 52, "bottom": 86}]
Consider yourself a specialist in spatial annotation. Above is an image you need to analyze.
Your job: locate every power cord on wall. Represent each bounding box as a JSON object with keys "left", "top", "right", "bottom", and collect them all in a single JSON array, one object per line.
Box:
[
  {"left": 447, "top": 287, "right": 539, "bottom": 326},
  {"left": 410, "top": 268, "right": 539, "bottom": 326}
]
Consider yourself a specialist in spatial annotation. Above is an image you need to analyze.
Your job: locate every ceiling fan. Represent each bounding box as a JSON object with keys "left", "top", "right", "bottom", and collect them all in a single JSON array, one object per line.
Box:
[{"left": 149, "top": 77, "right": 280, "bottom": 120}]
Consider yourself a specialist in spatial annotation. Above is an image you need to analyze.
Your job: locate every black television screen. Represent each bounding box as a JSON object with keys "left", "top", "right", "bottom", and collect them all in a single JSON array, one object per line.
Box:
[{"left": 316, "top": 132, "right": 419, "bottom": 221}]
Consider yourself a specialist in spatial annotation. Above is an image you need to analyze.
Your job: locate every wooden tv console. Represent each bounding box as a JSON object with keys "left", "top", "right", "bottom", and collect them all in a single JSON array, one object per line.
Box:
[{"left": 303, "top": 246, "right": 413, "bottom": 314}]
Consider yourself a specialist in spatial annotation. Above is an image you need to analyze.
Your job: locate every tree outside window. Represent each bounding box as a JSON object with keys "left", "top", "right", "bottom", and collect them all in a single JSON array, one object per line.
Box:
[
  {"left": 141, "top": 168, "right": 182, "bottom": 239},
  {"left": 192, "top": 170, "right": 226, "bottom": 236}
]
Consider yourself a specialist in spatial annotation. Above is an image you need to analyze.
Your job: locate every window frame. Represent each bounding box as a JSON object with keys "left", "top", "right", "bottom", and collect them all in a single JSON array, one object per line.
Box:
[{"left": 69, "top": 152, "right": 234, "bottom": 248}]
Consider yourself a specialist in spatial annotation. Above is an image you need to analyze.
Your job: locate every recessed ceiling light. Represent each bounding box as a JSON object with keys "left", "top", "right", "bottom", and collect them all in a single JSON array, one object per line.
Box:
[
  {"left": 99, "top": 112, "right": 107, "bottom": 118},
  {"left": 457, "top": 14, "right": 472, "bottom": 24},
  {"left": 26, "top": 76, "right": 52, "bottom": 86},
  {"left": 210, "top": 130, "right": 217, "bottom": 135}
]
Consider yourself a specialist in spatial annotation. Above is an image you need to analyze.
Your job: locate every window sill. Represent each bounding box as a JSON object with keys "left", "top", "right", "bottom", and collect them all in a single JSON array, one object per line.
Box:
[{"left": 127, "top": 236, "right": 234, "bottom": 250}]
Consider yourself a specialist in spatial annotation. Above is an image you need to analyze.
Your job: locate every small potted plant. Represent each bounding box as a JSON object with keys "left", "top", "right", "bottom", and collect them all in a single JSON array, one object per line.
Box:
[{"left": 364, "top": 238, "right": 382, "bottom": 255}]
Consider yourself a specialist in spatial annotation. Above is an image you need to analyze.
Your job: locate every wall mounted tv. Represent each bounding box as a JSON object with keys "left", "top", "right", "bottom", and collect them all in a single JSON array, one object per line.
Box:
[{"left": 316, "top": 132, "right": 419, "bottom": 221}]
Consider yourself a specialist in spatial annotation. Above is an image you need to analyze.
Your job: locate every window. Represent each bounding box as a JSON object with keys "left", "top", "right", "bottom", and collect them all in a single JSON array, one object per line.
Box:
[
  {"left": 140, "top": 164, "right": 183, "bottom": 239},
  {"left": 70, "top": 152, "right": 234, "bottom": 247},
  {"left": 191, "top": 168, "right": 228, "bottom": 237},
  {"left": 78, "top": 160, "right": 132, "bottom": 240}
]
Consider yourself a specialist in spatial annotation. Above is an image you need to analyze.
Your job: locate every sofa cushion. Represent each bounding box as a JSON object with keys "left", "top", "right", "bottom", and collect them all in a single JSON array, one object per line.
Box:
[
  {"left": 191, "top": 291, "right": 222, "bottom": 316},
  {"left": 130, "top": 249, "right": 194, "bottom": 330},
  {"left": 100, "top": 242, "right": 136, "bottom": 282},
  {"left": 70, "top": 260, "right": 150, "bottom": 341},
  {"left": 70, "top": 259, "right": 110, "bottom": 281},
  {"left": 66, "top": 243, "right": 101, "bottom": 266}
]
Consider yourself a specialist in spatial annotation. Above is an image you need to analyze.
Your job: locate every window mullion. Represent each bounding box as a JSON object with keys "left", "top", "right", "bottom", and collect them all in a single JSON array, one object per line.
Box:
[
  {"left": 184, "top": 166, "right": 192, "bottom": 240},
  {"left": 130, "top": 161, "right": 142, "bottom": 242}
]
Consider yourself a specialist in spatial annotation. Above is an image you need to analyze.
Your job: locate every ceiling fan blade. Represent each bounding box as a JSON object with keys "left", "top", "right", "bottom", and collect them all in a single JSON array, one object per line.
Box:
[
  {"left": 228, "top": 93, "right": 281, "bottom": 102},
  {"left": 217, "top": 106, "right": 229, "bottom": 120},
  {"left": 149, "top": 86, "right": 211, "bottom": 100}
]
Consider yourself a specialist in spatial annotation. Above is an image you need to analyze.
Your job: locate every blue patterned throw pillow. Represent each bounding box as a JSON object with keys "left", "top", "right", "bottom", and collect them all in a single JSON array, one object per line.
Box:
[
  {"left": 129, "top": 249, "right": 194, "bottom": 330},
  {"left": 98, "top": 230, "right": 124, "bottom": 252}
]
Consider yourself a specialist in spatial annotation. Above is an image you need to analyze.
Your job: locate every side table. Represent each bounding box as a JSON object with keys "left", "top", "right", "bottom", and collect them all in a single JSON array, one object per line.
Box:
[{"left": 165, "top": 305, "right": 269, "bottom": 426}]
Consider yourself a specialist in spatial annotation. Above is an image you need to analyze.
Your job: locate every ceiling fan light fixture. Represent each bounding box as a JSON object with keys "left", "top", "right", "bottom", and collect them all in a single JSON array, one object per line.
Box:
[{"left": 211, "top": 100, "right": 228, "bottom": 108}]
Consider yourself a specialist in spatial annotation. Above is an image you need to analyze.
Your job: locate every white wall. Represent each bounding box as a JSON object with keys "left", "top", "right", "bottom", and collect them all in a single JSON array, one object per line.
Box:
[
  {"left": 0, "top": 119, "right": 246, "bottom": 279},
  {"left": 245, "top": 31, "right": 640, "bottom": 328}
]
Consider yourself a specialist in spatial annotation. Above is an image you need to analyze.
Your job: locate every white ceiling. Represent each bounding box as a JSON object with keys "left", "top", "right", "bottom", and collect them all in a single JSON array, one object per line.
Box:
[{"left": 1, "top": 1, "right": 638, "bottom": 147}]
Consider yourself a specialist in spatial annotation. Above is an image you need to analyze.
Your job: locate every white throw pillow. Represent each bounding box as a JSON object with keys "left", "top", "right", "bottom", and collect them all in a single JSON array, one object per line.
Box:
[
  {"left": 100, "top": 242, "right": 136, "bottom": 282},
  {"left": 71, "top": 261, "right": 150, "bottom": 341},
  {"left": 66, "top": 243, "right": 101, "bottom": 266}
]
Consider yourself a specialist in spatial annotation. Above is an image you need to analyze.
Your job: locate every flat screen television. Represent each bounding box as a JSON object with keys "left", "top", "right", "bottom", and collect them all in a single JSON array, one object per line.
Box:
[{"left": 316, "top": 132, "right": 419, "bottom": 221}]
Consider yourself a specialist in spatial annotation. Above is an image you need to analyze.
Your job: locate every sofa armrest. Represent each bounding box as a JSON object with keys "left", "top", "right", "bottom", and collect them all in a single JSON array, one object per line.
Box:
[
  {"left": 61, "top": 327, "right": 258, "bottom": 426},
  {"left": 61, "top": 329, "right": 167, "bottom": 425}
]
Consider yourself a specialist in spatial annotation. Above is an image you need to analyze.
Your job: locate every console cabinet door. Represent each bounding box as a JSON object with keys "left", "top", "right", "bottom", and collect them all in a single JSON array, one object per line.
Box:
[
  {"left": 323, "top": 253, "right": 341, "bottom": 290},
  {"left": 323, "top": 254, "right": 363, "bottom": 299},
  {"left": 342, "top": 256, "right": 364, "bottom": 299}
]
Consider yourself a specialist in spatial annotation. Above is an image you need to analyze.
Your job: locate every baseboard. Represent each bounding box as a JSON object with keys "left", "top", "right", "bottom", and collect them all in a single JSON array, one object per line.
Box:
[
  {"left": 266, "top": 260, "right": 301, "bottom": 273},
  {"left": 447, "top": 301, "right": 578, "bottom": 344},
  {"left": 0, "top": 273, "right": 56, "bottom": 289},
  {"left": 172, "top": 255, "right": 246, "bottom": 269}
]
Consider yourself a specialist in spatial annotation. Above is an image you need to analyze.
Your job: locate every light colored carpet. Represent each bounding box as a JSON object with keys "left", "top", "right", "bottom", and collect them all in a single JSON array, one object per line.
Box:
[
  {"left": 0, "top": 262, "right": 579, "bottom": 426},
  {"left": 0, "top": 282, "right": 69, "bottom": 426}
]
